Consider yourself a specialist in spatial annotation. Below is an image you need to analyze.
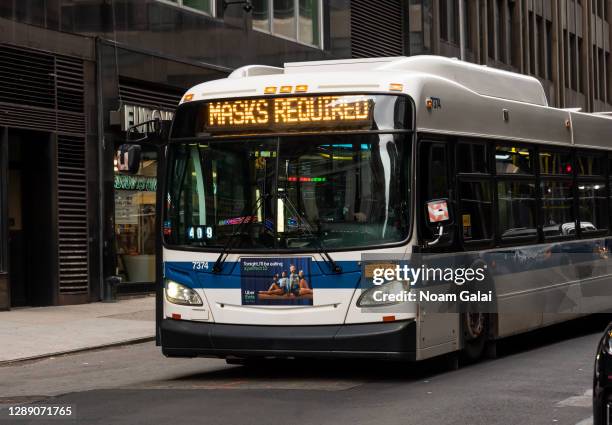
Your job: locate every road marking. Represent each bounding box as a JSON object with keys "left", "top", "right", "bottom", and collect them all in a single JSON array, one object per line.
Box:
[{"left": 557, "top": 389, "right": 592, "bottom": 408}]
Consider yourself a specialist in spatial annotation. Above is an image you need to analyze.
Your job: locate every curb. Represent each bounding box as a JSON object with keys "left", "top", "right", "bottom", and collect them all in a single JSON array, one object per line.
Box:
[{"left": 0, "top": 336, "right": 156, "bottom": 367}]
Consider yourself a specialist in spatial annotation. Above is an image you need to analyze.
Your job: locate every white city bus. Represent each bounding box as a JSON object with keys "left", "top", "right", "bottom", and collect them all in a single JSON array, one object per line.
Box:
[{"left": 153, "top": 55, "right": 612, "bottom": 363}]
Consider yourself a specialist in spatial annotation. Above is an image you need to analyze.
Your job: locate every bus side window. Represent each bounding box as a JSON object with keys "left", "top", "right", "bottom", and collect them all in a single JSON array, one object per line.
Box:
[
  {"left": 423, "top": 143, "right": 448, "bottom": 199},
  {"left": 419, "top": 141, "right": 450, "bottom": 239},
  {"left": 457, "top": 142, "right": 494, "bottom": 244}
]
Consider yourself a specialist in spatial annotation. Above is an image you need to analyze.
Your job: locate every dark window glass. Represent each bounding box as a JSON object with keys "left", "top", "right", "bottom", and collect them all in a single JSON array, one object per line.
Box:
[
  {"left": 422, "top": 143, "right": 448, "bottom": 200},
  {"left": 577, "top": 153, "right": 604, "bottom": 176},
  {"left": 420, "top": 142, "right": 448, "bottom": 240},
  {"left": 497, "top": 181, "right": 537, "bottom": 238},
  {"left": 439, "top": 0, "right": 448, "bottom": 40},
  {"left": 274, "top": 0, "right": 296, "bottom": 39},
  {"left": 448, "top": 0, "right": 458, "bottom": 44},
  {"left": 546, "top": 21, "right": 553, "bottom": 80},
  {"left": 495, "top": 145, "right": 532, "bottom": 174},
  {"left": 541, "top": 180, "right": 574, "bottom": 238},
  {"left": 459, "top": 181, "right": 493, "bottom": 241},
  {"left": 252, "top": 0, "right": 270, "bottom": 31},
  {"left": 298, "top": 0, "right": 320, "bottom": 46},
  {"left": 496, "top": 0, "right": 503, "bottom": 61},
  {"left": 578, "top": 183, "right": 608, "bottom": 232},
  {"left": 539, "top": 150, "right": 573, "bottom": 175},
  {"left": 457, "top": 143, "right": 488, "bottom": 174},
  {"left": 487, "top": 0, "right": 494, "bottom": 59},
  {"left": 164, "top": 133, "right": 411, "bottom": 251}
]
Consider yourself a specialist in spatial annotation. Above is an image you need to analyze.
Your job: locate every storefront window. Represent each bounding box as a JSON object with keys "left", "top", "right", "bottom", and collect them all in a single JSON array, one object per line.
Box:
[{"left": 114, "top": 149, "right": 157, "bottom": 283}]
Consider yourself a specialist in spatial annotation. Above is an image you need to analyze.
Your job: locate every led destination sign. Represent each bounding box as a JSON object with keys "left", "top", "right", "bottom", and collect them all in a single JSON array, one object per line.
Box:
[{"left": 204, "top": 95, "right": 374, "bottom": 133}]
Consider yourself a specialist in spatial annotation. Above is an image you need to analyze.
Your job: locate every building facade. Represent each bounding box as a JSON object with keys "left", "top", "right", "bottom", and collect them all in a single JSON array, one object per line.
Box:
[
  {"left": 0, "top": 0, "right": 352, "bottom": 309},
  {"left": 0, "top": 0, "right": 609, "bottom": 309},
  {"left": 406, "top": 0, "right": 612, "bottom": 112}
]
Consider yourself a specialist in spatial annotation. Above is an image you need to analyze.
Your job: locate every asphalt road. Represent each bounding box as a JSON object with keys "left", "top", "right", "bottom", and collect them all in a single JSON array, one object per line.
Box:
[{"left": 1, "top": 315, "right": 611, "bottom": 425}]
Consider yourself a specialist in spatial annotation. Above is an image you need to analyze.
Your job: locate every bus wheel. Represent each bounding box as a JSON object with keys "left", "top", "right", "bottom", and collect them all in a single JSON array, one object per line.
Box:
[{"left": 461, "top": 312, "right": 488, "bottom": 362}]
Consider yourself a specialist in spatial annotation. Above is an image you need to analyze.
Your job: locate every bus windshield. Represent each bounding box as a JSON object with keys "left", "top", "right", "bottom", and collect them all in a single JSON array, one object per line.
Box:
[{"left": 164, "top": 133, "right": 411, "bottom": 251}]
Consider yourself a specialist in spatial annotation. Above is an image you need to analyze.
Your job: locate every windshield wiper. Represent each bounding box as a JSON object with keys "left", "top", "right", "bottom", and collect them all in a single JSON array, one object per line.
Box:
[
  {"left": 280, "top": 193, "right": 342, "bottom": 274},
  {"left": 212, "top": 194, "right": 266, "bottom": 273}
]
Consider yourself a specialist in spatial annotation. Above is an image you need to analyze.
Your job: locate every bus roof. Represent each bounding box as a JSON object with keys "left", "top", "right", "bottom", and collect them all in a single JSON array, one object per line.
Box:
[
  {"left": 182, "top": 55, "right": 612, "bottom": 150},
  {"left": 284, "top": 56, "right": 548, "bottom": 106}
]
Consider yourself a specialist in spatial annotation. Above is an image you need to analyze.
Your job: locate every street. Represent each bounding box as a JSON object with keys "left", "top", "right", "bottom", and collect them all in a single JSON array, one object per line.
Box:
[{"left": 0, "top": 315, "right": 609, "bottom": 425}]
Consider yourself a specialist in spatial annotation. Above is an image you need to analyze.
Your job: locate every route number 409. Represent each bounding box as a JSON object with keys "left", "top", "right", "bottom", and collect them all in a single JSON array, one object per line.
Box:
[{"left": 187, "top": 226, "right": 214, "bottom": 240}]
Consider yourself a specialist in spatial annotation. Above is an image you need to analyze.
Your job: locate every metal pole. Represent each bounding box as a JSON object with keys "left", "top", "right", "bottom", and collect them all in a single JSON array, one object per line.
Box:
[
  {"left": 95, "top": 38, "right": 106, "bottom": 301},
  {"left": 459, "top": 0, "right": 466, "bottom": 61}
]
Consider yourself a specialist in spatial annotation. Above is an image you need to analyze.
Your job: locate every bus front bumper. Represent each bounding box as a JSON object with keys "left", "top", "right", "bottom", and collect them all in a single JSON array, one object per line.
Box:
[{"left": 160, "top": 318, "right": 416, "bottom": 361}]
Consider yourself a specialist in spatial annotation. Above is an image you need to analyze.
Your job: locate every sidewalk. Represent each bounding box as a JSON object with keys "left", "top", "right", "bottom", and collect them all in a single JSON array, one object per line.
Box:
[{"left": 0, "top": 296, "right": 155, "bottom": 365}]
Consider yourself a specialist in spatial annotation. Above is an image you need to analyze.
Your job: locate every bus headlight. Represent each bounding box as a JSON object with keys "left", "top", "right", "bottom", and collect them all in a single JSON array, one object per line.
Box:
[
  {"left": 357, "top": 280, "right": 409, "bottom": 307},
  {"left": 165, "top": 280, "right": 203, "bottom": 306}
]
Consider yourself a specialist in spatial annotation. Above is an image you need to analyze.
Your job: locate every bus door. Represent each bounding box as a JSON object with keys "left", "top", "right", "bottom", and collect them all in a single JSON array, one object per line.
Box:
[{"left": 416, "top": 139, "right": 460, "bottom": 358}]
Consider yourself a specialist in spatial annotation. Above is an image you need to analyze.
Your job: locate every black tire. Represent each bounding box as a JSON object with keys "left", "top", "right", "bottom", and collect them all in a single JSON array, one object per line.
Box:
[
  {"left": 461, "top": 312, "right": 488, "bottom": 362},
  {"left": 460, "top": 258, "right": 495, "bottom": 362}
]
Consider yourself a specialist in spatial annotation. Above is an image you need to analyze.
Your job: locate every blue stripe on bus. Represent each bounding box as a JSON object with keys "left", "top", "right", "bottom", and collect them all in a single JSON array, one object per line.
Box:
[
  {"left": 163, "top": 237, "right": 612, "bottom": 290},
  {"left": 164, "top": 261, "right": 361, "bottom": 289}
]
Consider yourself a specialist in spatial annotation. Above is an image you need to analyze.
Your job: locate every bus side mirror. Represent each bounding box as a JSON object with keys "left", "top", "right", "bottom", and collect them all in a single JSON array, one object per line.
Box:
[
  {"left": 425, "top": 199, "right": 453, "bottom": 247},
  {"left": 115, "top": 144, "right": 142, "bottom": 174}
]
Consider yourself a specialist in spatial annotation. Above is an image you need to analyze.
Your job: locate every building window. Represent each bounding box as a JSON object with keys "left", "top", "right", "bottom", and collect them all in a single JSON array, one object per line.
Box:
[
  {"left": 507, "top": 0, "right": 514, "bottom": 66},
  {"left": 439, "top": 0, "right": 459, "bottom": 45},
  {"left": 495, "top": 0, "right": 503, "bottom": 61},
  {"left": 578, "top": 37, "right": 585, "bottom": 92},
  {"left": 160, "top": 0, "right": 214, "bottom": 16},
  {"left": 253, "top": 0, "right": 321, "bottom": 47},
  {"left": 449, "top": 0, "right": 459, "bottom": 44},
  {"left": 597, "top": 49, "right": 606, "bottom": 102},
  {"left": 564, "top": 30, "right": 569, "bottom": 88},
  {"left": 570, "top": 34, "right": 577, "bottom": 91},
  {"left": 594, "top": 46, "right": 599, "bottom": 99},
  {"left": 463, "top": 0, "right": 472, "bottom": 50},
  {"left": 537, "top": 16, "right": 545, "bottom": 79},
  {"left": 607, "top": 52, "right": 612, "bottom": 101},
  {"left": 409, "top": 0, "right": 432, "bottom": 55},
  {"left": 487, "top": 0, "right": 495, "bottom": 59},
  {"left": 529, "top": 11, "right": 536, "bottom": 75},
  {"left": 439, "top": 0, "right": 448, "bottom": 40},
  {"left": 597, "top": 0, "right": 603, "bottom": 18},
  {"left": 546, "top": 21, "right": 553, "bottom": 80}
]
